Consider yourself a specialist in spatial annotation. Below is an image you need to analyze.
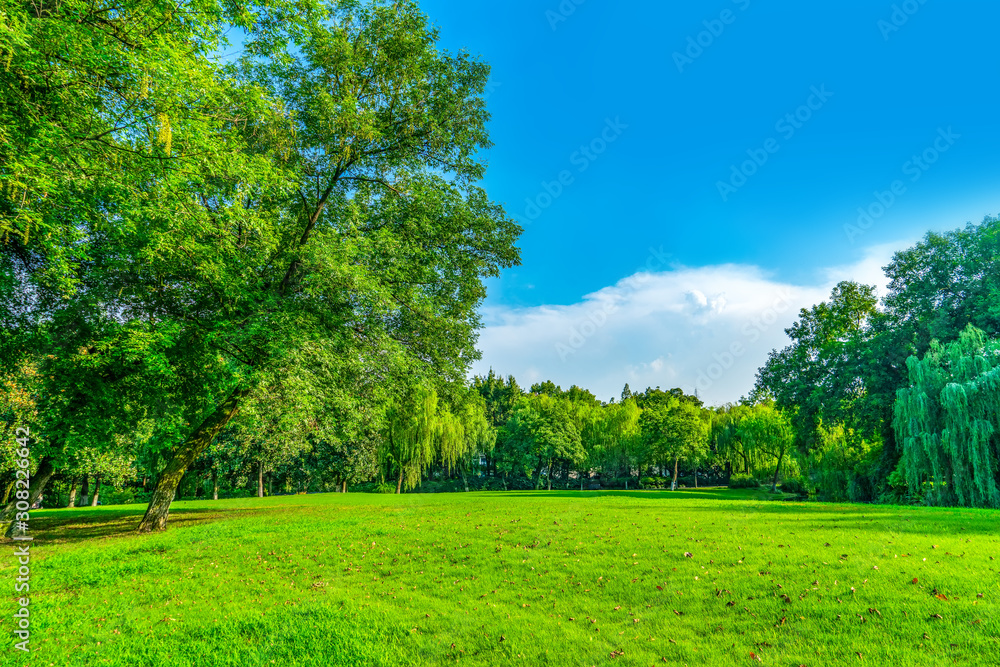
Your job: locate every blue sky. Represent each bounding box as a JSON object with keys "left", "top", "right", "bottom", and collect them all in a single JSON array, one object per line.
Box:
[
  {"left": 419, "top": 1, "right": 1000, "bottom": 403},
  {"left": 412, "top": 0, "right": 1000, "bottom": 403}
]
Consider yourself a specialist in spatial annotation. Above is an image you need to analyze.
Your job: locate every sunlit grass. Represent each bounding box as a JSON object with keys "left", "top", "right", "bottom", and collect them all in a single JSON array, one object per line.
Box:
[{"left": 4, "top": 489, "right": 999, "bottom": 666}]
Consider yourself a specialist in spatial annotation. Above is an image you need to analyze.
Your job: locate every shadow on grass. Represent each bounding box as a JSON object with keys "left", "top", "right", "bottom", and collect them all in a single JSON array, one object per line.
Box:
[
  {"left": 500, "top": 488, "right": 778, "bottom": 502},
  {"left": 7, "top": 505, "right": 275, "bottom": 546}
]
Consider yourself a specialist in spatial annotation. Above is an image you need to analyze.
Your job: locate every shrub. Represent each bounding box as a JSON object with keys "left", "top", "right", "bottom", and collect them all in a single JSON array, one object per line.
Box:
[
  {"left": 780, "top": 477, "right": 808, "bottom": 496},
  {"left": 728, "top": 474, "right": 760, "bottom": 489},
  {"left": 375, "top": 482, "right": 396, "bottom": 494}
]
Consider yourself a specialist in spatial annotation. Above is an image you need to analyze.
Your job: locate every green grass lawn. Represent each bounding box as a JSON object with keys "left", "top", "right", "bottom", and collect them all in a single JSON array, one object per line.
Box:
[{"left": 4, "top": 489, "right": 999, "bottom": 666}]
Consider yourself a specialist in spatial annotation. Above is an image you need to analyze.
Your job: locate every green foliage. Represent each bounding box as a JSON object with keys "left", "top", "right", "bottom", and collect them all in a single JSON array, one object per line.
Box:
[
  {"left": 895, "top": 326, "right": 1000, "bottom": 508},
  {"left": 806, "top": 423, "right": 880, "bottom": 502},
  {"left": 779, "top": 477, "right": 808, "bottom": 496},
  {"left": 498, "top": 393, "right": 584, "bottom": 489},
  {"left": 728, "top": 473, "right": 760, "bottom": 489},
  {"left": 753, "top": 281, "right": 881, "bottom": 451},
  {"left": 712, "top": 402, "right": 794, "bottom": 490},
  {"left": 382, "top": 385, "right": 495, "bottom": 493},
  {"left": 639, "top": 394, "right": 708, "bottom": 474}
]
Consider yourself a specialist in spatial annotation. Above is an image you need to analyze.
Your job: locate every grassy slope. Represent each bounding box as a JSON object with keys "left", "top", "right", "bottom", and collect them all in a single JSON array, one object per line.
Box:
[{"left": 3, "top": 489, "right": 998, "bottom": 667}]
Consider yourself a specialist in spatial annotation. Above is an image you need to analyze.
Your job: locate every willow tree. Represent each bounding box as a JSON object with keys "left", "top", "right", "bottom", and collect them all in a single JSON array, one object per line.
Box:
[
  {"left": 437, "top": 393, "right": 494, "bottom": 491},
  {"left": 586, "top": 398, "right": 641, "bottom": 487},
  {"left": 711, "top": 403, "right": 794, "bottom": 490},
  {"left": 894, "top": 326, "right": 1000, "bottom": 508},
  {"left": 738, "top": 403, "right": 795, "bottom": 492},
  {"left": 712, "top": 405, "right": 754, "bottom": 478},
  {"left": 384, "top": 388, "right": 439, "bottom": 494}
]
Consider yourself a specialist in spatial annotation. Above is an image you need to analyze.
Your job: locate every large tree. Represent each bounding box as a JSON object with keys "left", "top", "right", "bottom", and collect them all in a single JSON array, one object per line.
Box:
[
  {"left": 895, "top": 326, "right": 1000, "bottom": 508},
  {"left": 501, "top": 393, "right": 585, "bottom": 490},
  {"left": 639, "top": 395, "right": 708, "bottom": 490},
  {"left": 114, "top": 1, "right": 520, "bottom": 530}
]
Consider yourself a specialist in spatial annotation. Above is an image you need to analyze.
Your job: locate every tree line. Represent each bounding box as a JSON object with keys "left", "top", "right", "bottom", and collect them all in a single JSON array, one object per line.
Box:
[{"left": 752, "top": 216, "right": 1000, "bottom": 508}]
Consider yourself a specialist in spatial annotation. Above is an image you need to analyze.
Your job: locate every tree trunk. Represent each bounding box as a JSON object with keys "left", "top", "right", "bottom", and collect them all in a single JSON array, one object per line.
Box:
[
  {"left": 79, "top": 475, "right": 90, "bottom": 507},
  {"left": 90, "top": 474, "right": 102, "bottom": 506},
  {"left": 694, "top": 466, "right": 698, "bottom": 488},
  {"left": 68, "top": 478, "right": 78, "bottom": 508},
  {"left": 546, "top": 460, "right": 553, "bottom": 491},
  {"left": 257, "top": 462, "right": 264, "bottom": 498},
  {"left": 396, "top": 468, "right": 403, "bottom": 494},
  {"left": 771, "top": 449, "right": 785, "bottom": 493},
  {"left": 137, "top": 387, "right": 248, "bottom": 532},
  {"left": 267, "top": 472, "right": 272, "bottom": 497},
  {"left": 671, "top": 456, "right": 679, "bottom": 491},
  {"left": 2, "top": 457, "right": 57, "bottom": 537},
  {"left": 342, "top": 480, "right": 347, "bottom": 494},
  {"left": 532, "top": 457, "right": 545, "bottom": 490},
  {"left": 212, "top": 469, "right": 219, "bottom": 500}
]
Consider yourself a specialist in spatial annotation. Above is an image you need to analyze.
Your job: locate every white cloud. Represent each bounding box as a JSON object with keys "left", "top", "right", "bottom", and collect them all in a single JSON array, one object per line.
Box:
[{"left": 472, "top": 244, "right": 900, "bottom": 406}]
